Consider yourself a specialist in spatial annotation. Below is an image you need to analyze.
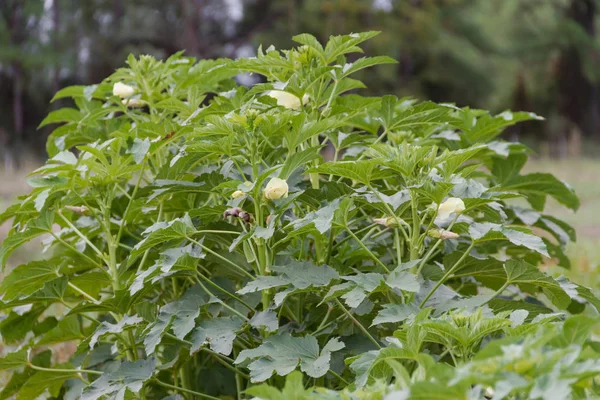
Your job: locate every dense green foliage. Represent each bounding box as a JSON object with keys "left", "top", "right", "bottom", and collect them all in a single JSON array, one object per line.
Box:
[{"left": 1, "top": 32, "right": 599, "bottom": 399}]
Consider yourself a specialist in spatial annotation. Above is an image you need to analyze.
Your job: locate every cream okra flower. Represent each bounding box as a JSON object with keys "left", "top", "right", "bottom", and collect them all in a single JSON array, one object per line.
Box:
[
  {"left": 113, "top": 82, "right": 136, "bottom": 98},
  {"left": 263, "top": 178, "right": 289, "bottom": 200},
  {"left": 437, "top": 197, "right": 465, "bottom": 221},
  {"left": 267, "top": 90, "right": 309, "bottom": 109}
]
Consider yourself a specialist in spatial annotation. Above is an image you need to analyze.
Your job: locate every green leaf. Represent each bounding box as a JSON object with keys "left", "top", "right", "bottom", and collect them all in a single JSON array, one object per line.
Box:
[
  {"left": 191, "top": 317, "right": 244, "bottom": 355},
  {"left": 334, "top": 272, "right": 385, "bottom": 308},
  {"left": 18, "top": 365, "right": 77, "bottom": 400},
  {"left": 556, "top": 276, "right": 600, "bottom": 312},
  {"left": 0, "top": 350, "right": 29, "bottom": 371},
  {"left": 0, "top": 212, "right": 52, "bottom": 268},
  {"left": 311, "top": 160, "right": 391, "bottom": 185},
  {"left": 461, "top": 110, "right": 543, "bottom": 143},
  {"left": 469, "top": 222, "right": 549, "bottom": 257},
  {"left": 90, "top": 315, "right": 144, "bottom": 348},
  {"left": 279, "top": 146, "right": 321, "bottom": 179},
  {"left": 287, "top": 199, "right": 342, "bottom": 239},
  {"left": 386, "top": 268, "right": 420, "bottom": 293},
  {"left": 249, "top": 310, "right": 279, "bottom": 332},
  {"left": 500, "top": 173, "right": 579, "bottom": 211},
  {"left": 38, "top": 108, "right": 81, "bottom": 128},
  {"left": 130, "top": 243, "right": 204, "bottom": 295},
  {"left": 143, "top": 286, "right": 206, "bottom": 354},
  {"left": 0, "top": 307, "right": 46, "bottom": 343},
  {"left": 50, "top": 85, "right": 86, "bottom": 101},
  {"left": 340, "top": 56, "right": 397, "bottom": 78},
  {"left": 37, "top": 315, "right": 85, "bottom": 346},
  {"left": 324, "top": 31, "right": 380, "bottom": 63},
  {"left": 0, "top": 260, "right": 61, "bottom": 300},
  {"left": 292, "top": 33, "right": 324, "bottom": 55},
  {"left": 131, "top": 214, "right": 196, "bottom": 260},
  {"left": 504, "top": 260, "right": 570, "bottom": 309},
  {"left": 245, "top": 371, "right": 310, "bottom": 400},
  {"left": 349, "top": 347, "right": 417, "bottom": 387},
  {"left": 128, "top": 138, "right": 150, "bottom": 164},
  {"left": 81, "top": 358, "right": 156, "bottom": 400},
  {"left": 235, "top": 335, "right": 344, "bottom": 382},
  {"left": 270, "top": 261, "right": 339, "bottom": 290},
  {"left": 372, "top": 304, "right": 419, "bottom": 326},
  {"left": 237, "top": 276, "right": 291, "bottom": 295}
]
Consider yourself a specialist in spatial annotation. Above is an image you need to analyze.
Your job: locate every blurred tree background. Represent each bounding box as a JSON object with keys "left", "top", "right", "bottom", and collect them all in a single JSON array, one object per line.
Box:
[{"left": 1, "top": 0, "right": 600, "bottom": 166}]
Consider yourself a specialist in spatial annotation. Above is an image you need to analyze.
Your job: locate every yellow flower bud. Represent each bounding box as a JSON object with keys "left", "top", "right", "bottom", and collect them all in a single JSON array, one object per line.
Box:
[
  {"left": 64, "top": 205, "right": 90, "bottom": 216},
  {"left": 112, "top": 82, "right": 136, "bottom": 98},
  {"left": 437, "top": 197, "right": 465, "bottom": 221},
  {"left": 263, "top": 178, "right": 289, "bottom": 200},
  {"left": 231, "top": 190, "right": 245, "bottom": 199},
  {"left": 427, "top": 229, "right": 460, "bottom": 240},
  {"left": 267, "top": 90, "right": 308, "bottom": 109},
  {"left": 373, "top": 216, "right": 399, "bottom": 228}
]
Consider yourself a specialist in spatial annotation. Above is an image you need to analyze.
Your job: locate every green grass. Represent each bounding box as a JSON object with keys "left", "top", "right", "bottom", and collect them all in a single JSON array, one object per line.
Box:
[{"left": 524, "top": 158, "right": 600, "bottom": 293}]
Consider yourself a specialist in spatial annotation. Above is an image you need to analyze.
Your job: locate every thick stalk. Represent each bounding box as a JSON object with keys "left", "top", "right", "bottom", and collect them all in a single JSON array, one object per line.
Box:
[{"left": 251, "top": 139, "right": 271, "bottom": 311}]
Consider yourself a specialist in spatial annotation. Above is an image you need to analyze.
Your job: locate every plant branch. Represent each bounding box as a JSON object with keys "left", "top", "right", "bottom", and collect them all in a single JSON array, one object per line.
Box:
[
  {"left": 346, "top": 228, "right": 390, "bottom": 273},
  {"left": 334, "top": 299, "right": 381, "bottom": 349},
  {"left": 419, "top": 242, "right": 475, "bottom": 308},
  {"left": 154, "top": 379, "right": 221, "bottom": 400}
]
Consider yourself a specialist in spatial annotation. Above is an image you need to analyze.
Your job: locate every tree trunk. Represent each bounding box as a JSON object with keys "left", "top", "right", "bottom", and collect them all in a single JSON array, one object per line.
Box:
[
  {"left": 53, "top": 0, "right": 61, "bottom": 95},
  {"left": 11, "top": 61, "right": 23, "bottom": 168},
  {"left": 556, "top": 0, "right": 597, "bottom": 137},
  {"left": 181, "top": 0, "right": 200, "bottom": 56}
]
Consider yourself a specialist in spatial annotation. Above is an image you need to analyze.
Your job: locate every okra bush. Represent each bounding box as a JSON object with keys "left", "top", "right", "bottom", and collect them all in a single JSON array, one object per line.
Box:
[{"left": 1, "top": 32, "right": 599, "bottom": 400}]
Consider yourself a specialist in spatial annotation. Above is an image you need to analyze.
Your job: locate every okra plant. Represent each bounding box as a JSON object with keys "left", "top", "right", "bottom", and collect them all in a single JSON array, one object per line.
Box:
[{"left": 1, "top": 32, "right": 599, "bottom": 400}]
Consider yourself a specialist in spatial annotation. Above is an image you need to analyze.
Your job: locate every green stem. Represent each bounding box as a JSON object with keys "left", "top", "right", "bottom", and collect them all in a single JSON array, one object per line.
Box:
[
  {"left": 316, "top": 306, "right": 332, "bottom": 331},
  {"left": 334, "top": 299, "right": 381, "bottom": 349},
  {"left": 333, "top": 223, "right": 377, "bottom": 248},
  {"left": 419, "top": 242, "right": 475, "bottom": 308},
  {"left": 410, "top": 193, "right": 420, "bottom": 260},
  {"left": 57, "top": 211, "right": 106, "bottom": 260},
  {"left": 194, "top": 277, "right": 249, "bottom": 321},
  {"left": 346, "top": 229, "right": 390, "bottom": 273},
  {"left": 234, "top": 349, "right": 243, "bottom": 400},
  {"left": 328, "top": 369, "right": 350, "bottom": 386},
  {"left": 50, "top": 232, "right": 105, "bottom": 271},
  {"left": 415, "top": 218, "right": 458, "bottom": 276},
  {"left": 312, "top": 314, "right": 346, "bottom": 336},
  {"left": 116, "top": 160, "right": 146, "bottom": 245},
  {"left": 163, "top": 334, "right": 249, "bottom": 379},
  {"left": 67, "top": 282, "right": 100, "bottom": 304},
  {"left": 154, "top": 379, "right": 221, "bottom": 400},
  {"left": 187, "top": 237, "right": 255, "bottom": 280},
  {"left": 136, "top": 201, "right": 164, "bottom": 274},
  {"left": 196, "top": 272, "right": 254, "bottom": 311},
  {"left": 29, "top": 363, "right": 102, "bottom": 376},
  {"left": 128, "top": 330, "right": 139, "bottom": 360},
  {"left": 490, "top": 280, "right": 511, "bottom": 300},
  {"left": 394, "top": 229, "right": 403, "bottom": 267}
]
